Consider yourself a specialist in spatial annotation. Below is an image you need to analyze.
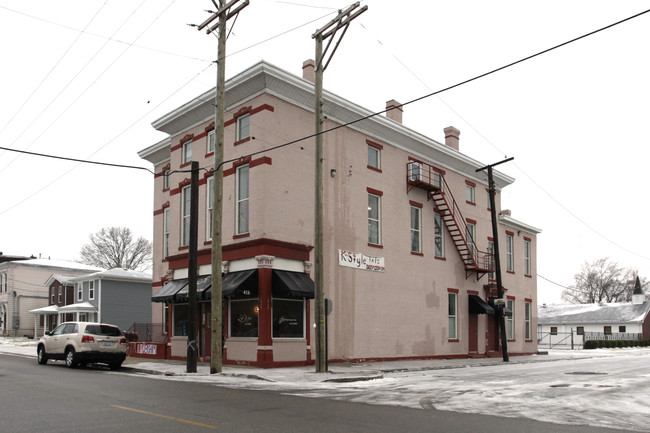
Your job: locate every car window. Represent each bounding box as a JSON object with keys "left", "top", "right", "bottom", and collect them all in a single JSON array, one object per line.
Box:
[
  {"left": 85, "top": 325, "right": 122, "bottom": 337},
  {"left": 63, "top": 323, "right": 78, "bottom": 334},
  {"left": 52, "top": 324, "right": 67, "bottom": 335}
]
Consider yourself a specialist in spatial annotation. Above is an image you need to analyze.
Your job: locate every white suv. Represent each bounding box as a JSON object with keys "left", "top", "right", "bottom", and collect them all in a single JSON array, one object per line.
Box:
[{"left": 37, "top": 322, "right": 127, "bottom": 370}]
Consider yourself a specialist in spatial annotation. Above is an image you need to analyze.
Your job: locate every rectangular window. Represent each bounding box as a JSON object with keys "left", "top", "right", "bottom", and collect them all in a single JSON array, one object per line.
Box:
[
  {"left": 466, "top": 222, "right": 476, "bottom": 261},
  {"left": 466, "top": 184, "right": 475, "bottom": 204},
  {"left": 550, "top": 326, "right": 558, "bottom": 335},
  {"left": 182, "top": 140, "right": 192, "bottom": 164},
  {"left": 506, "top": 298, "right": 515, "bottom": 340},
  {"left": 76, "top": 283, "right": 82, "bottom": 302},
  {"left": 410, "top": 206, "right": 421, "bottom": 253},
  {"left": 181, "top": 185, "right": 191, "bottom": 246},
  {"left": 604, "top": 326, "right": 612, "bottom": 335},
  {"left": 163, "top": 169, "right": 170, "bottom": 190},
  {"left": 506, "top": 234, "right": 514, "bottom": 272},
  {"left": 163, "top": 208, "right": 170, "bottom": 257},
  {"left": 619, "top": 325, "right": 626, "bottom": 333},
  {"left": 206, "top": 177, "right": 214, "bottom": 240},
  {"left": 163, "top": 303, "right": 169, "bottom": 334},
  {"left": 368, "top": 193, "right": 381, "bottom": 245},
  {"left": 51, "top": 288, "right": 56, "bottom": 303},
  {"left": 448, "top": 292, "right": 457, "bottom": 340},
  {"left": 524, "top": 238, "right": 531, "bottom": 276},
  {"left": 173, "top": 304, "right": 189, "bottom": 336},
  {"left": 488, "top": 241, "right": 495, "bottom": 281},
  {"left": 236, "top": 165, "right": 249, "bottom": 235},
  {"left": 368, "top": 145, "right": 380, "bottom": 170},
  {"left": 207, "top": 130, "right": 215, "bottom": 154},
  {"left": 230, "top": 298, "right": 258, "bottom": 337},
  {"left": 434, "top": 213, "right": 444, "bottom": 258},
  {"left": 433, "top": 171, "right": 441, "bottom": 189},
  {"left": 408, "top": 161, "right": 422, "bottom": 182},
  {"left": 576, "top": 326, "right": 584, "bottom": 335},
  {"left": 487, "top": 190, "right": 492, "bottom": 210},
  {"left": 89, "top": 280, "right": 95, "bottom": 300},
  {"left": 58, "top": 287, "right": 62, "bottom": 303},
  {"left": 237, "top": 114, "right": 250, "bottom": 141},
  {"left": 524, "top": 301, "right": 531, "bottom": 340},
  {"left": 272, "top": 298, "right": 305, "bottom": 338}
]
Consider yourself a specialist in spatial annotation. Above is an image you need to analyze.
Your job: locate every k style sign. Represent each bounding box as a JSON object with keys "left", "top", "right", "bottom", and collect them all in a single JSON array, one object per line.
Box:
[{"left": 338, "top": 249, "right": 385, "bottom": 272}]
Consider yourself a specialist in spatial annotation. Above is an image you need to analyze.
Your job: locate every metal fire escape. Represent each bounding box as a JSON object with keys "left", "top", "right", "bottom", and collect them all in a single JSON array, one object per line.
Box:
[{"left": 407, "top": 161, "right": 493, "bottom": 280}]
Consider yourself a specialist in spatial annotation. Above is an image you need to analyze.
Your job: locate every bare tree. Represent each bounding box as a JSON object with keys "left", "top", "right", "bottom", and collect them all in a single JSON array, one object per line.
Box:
[
  {"left": 80, "top": 227, "right": 152, "bottom": 271},
  {"left": 562, "top": 258, "right": 645, "bottom": 304}
]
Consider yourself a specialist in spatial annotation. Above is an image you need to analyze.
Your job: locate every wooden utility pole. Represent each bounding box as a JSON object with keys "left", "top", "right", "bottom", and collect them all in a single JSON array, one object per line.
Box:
[
  {"left": 312, "top": 2, "right": 367, "bottom": 373},
  {"left": 476, "top": 157, "right": 513, "bottom": 362},
  {"left": 195, "top": 0, "right": 249, "bottom": 375},
  {"left": 187, "top": 161, "right": 199, "bottom": 373}
]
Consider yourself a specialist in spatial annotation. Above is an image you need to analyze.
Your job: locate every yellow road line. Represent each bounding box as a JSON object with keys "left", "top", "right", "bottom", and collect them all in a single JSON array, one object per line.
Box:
[{"left": 111, "top": 404, "right": 218, "bottom": 429}]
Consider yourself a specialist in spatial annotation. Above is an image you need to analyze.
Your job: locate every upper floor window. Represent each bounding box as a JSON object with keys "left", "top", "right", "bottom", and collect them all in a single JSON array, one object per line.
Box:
[
  {"left": 506, "top": 233, "right": 514, "bottom": 272},
  {"left": 51, "top": 288, "right": 56, "bottom": 303},
  {"left": 207, "top": 177, "right": 214, "bottom": 239},
  {"left": 466, "top": 221, "right": 476, "bottom": 261},
  {"left": 76, "top": 283, "right": 82, "bottom": 302},
  {"left": 163, "top": 208, "right": 170, "bottom": 257},
  {"left": 58, "top": 287, "right": 63, "bottom": 303},
  {"left": 89, "top": 280, "right": 95, "bottom": 300},
  {"left": 207, "top": 130, "right": 215, "bottom": 154},
  {"left": 524, "top": 238, "right": 531, "bottom": 276},
  {"left": 236, "top": 165, "right": 249, "bottom": 235},
  {"left": 410, "top": 205, "right": 421, "bottom": 253},
  {"left": 181, "top": 185, "right": 191, "bottom": 246},
  {"left": 506, "top": 298, "right": 515, "bottom": 339},
  {"left": 368, "top": 145, "right": 380, "bottom": 170},
  {"left": 434, "top": 213, "right": 444, "bottom": 258},
  {"left": 237, "top": 114, "right": 250, "bottom": 141},
  {"left": 466, "top": 183, "right": 475, "bottom": 204},
  {"left": 162, "top": 169, "right": 170, "bottom": 190},
  {"left": 368, "top": 193, "right": 381, "bottom": 245},
  {"left": 182, "top": 140, "right": 192, "bottom": 164}
]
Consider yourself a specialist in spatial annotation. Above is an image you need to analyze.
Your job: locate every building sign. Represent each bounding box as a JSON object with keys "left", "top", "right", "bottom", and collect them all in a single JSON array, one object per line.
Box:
[
  {"left": 135, "top": 343, "right": 158, "bottom": 355},
  {"left": 338, "top": 249, "right": 385, "bottom": 272}
]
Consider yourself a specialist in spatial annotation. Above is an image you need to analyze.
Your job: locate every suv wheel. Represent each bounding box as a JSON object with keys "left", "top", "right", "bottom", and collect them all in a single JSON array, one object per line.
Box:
[
  {"left": 37, "top": 346, "right": 48, "bottom": 365},
  {"left": 109, "top": 362, "right": 122, "bottom": 371},
  {"left": 65, "top": 348, "right": 77, "bottom": 368}
]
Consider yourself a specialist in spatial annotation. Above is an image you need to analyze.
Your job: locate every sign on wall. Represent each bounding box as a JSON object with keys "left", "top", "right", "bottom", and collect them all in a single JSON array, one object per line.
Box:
[
  {"left": 338, "top": 249, "right": 385, "bottom": 272},
  {"left": 135, "top": 343, "right": 158, "bottom": 355}
]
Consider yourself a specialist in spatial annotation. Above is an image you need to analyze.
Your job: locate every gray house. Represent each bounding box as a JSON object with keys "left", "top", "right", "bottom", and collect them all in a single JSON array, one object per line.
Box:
[{"left": 62, "top": 268, "right": 152, "bottom": 331}]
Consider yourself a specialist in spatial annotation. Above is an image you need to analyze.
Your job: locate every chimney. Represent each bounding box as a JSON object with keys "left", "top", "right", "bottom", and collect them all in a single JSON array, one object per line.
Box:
[
  {"left": 385, "top": 100, "right": 403, "bottom": 124},
  {"left": 302, "top": 59, "right": 315, "bottom": 83},
  {"left": 444, "top": 126, "right": 460, "bottom": 150},
  {"left": 501, "top": 209, "right": 512, "bottom": 217}
]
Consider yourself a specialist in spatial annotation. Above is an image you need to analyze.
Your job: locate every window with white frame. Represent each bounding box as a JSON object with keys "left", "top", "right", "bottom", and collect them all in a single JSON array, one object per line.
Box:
[
  {"left": 181, "top": 185, "right": 191, "bottom": 246},
  {"left": 237, "top": 114, "right": 250, "bottom": 141},
  {"left": 448, "top": 291, "right": 457, "bottom": 340},
  {"left": 410, "top": 205, "right": 421, "bottom": 253},
  {"left": 524, "top": 238, "right": 531, "bottom": 276},
  {"left": 236, "top": 165, "right": 249, "bottom": 235},
  {"left": 466, "top": 222, "right": 476, "bottom": 261},
  {"left": 76, "top": 283, "right": 82, "bottom": 301},
  {"left": 506, "top": 298, "right": 515, "bottom": 339},
  {"left": 368, "top": 193, "right": 381, "bottom": 245},
  {"left": 58, "top": 287, "right": 63, "bottom": 303},
  {"left": 487, "top": 190, "right": 492, "bottom": 210},
  {"left": 207, "top": 130, "right": 215, "bottom": 154},
  {"left": 433, "top": 171, "right": 442, "bottom": 189},
  {"left": 466, "top": 183, "right": 475, "bottom": 204},
  {"left": 524, "top": 301, "right": 531, "bottom": 340},
  {"left": 51, "top": 288, "right": 56, "bottom": 303},
  {"left": 206, "top": 176, "right": 214, "bottom": 239},
  {"left": 89, "top": 280, "right": 95, "bottom": 300},
  {"left": 368, "top": 145, "right": 380, "bottom": 170},
  {"left": 488, "top": 240, "right": 495, "bottom": 281},
  {"left": 272, "top": 298, "right": 305, "bottom": 338},
  {"left": 163, "top": 169, "right": 170, "bottom": 190},
  {"left": 506, "top": 233, "right": 514, "bottom": 272},
  {"left": 182, "top": 140, "right": 192, "bottom": 164},
  {"left": 434, "top": 213, "right": 444, "bottom": 257},
  {"left": 163, "top": 208, "right": 170, "bottom": 257}
]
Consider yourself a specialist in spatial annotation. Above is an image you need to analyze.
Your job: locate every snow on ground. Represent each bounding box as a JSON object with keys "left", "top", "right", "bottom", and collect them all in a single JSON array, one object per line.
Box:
[{"left": 2, "top": 336, "right": 650, "bottom": 432}]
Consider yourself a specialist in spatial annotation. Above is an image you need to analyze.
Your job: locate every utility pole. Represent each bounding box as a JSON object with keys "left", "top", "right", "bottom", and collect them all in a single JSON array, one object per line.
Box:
[
  {"left": 312, "top": 2, "right": 367, "bottom": 373},
  {"left": 476, "top": 157, "right": 514, "bottom": 362},
  {"left": 195, "top": 0, "right": 249, "bottom": 375},
  {"left": 187, "top": 161, "right": 199, "bottom": 373}
]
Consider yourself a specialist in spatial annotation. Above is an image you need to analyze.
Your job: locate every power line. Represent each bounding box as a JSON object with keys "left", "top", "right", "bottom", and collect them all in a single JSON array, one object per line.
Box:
[{"left": 538, "top": 274, "right": 571, "bottom": 291}]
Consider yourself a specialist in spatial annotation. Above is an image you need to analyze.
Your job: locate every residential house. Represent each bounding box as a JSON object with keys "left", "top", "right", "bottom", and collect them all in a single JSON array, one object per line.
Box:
[
  {"left": 138, "top": 60, "right": 541, "bottom": 367},
  {"left": 0, "top": 259, "right": 101, "bottom": 337},
  {"left": 29, "top": 274, "right": 79, "bottom": 335}
]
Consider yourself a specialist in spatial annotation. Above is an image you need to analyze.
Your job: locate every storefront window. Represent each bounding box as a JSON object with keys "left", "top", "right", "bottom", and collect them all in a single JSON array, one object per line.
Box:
[
  {"left": 173, "top": 304, "right": 189, "bottom": 336},
  {"left": 230, "top": 299, "right": 258, "bottom": 337},
  {"left": 272, "top": 299, "right": 304, "bottom": 338}
]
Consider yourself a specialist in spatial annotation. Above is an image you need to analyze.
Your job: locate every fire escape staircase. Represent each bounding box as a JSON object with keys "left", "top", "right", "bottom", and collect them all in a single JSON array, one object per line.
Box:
[{"left": 407, "top": 161, "right": 494, "bottom": 281}]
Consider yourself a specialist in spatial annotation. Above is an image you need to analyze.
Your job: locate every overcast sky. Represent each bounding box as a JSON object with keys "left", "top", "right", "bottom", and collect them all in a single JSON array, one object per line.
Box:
[{"left": 1, "top": 1, "right": 649, "bottom": 304}]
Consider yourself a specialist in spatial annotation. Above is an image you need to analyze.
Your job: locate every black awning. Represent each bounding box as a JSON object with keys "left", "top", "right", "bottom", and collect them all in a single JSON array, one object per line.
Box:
[
  {"left": 272, "top": 270, "right": 315, "bottom": 299},
  {"left": 175, "top": 275, "right": 212, "bottom": 301},
  {"left": 469, "top": 294, "right": 495, "bottom": 315},
  {"left": 207, "top": 269, "right": 258, "bottom": 298},
  {"left": 152, "top": 279, "right": 188, "bottom": 302}
]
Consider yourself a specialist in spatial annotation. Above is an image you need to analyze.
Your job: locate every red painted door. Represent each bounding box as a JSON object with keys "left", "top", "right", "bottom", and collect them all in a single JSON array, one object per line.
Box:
[{"left": 468, "top": 314, "right": 478, "bottom": 354}]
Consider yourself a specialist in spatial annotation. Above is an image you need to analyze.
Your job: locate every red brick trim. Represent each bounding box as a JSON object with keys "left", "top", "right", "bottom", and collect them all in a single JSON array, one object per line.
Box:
[
  {"left": 367, "top": 187, "right": 383, "bottom": 196},
  {"left": 409, "top": 200, "right": 423, "bottom": 208}
]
